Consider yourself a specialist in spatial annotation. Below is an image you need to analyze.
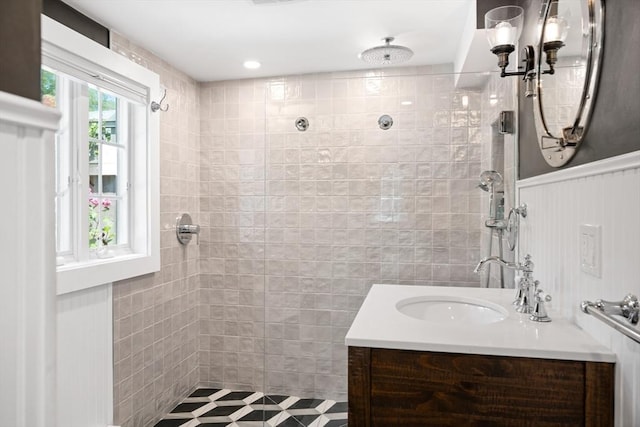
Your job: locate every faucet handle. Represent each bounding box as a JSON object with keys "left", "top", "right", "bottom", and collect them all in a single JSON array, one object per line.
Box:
[
  {"left": 521, "top": 254, "right": 534, "bottom": 272},
  {"left": 529, "top": 288, "right": 552, "bottom": 322}
]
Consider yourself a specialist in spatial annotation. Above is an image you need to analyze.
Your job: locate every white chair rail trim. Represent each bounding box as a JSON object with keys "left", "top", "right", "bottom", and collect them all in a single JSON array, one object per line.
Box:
[{"left": 0, "top": 90, "right": 61, "bottom": 131}]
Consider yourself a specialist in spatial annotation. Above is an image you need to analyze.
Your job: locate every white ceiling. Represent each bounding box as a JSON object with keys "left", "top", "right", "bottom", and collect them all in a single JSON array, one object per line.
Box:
[{"left": 62, "top": 0, "right": 476, "bottom": 82}]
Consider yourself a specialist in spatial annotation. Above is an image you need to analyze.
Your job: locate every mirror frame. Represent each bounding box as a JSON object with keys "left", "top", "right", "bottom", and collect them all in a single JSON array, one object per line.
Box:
[{"left": 534, "top": 0, "right": 605, "bottom": 167}]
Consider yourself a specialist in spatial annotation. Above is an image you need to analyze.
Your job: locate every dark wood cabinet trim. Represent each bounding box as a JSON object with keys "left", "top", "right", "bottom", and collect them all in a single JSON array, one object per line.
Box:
[
  {"left": 585, "top": 362, "right": 615, "bottom": 427},
  {"left": 348, "top": 347, "right": 371, "bottom": 427}
]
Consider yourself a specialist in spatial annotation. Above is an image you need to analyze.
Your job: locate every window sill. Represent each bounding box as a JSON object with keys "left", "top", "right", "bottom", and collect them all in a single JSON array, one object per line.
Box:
[{"left": 56, "top": 251, "right": 159, "bottom": 296}]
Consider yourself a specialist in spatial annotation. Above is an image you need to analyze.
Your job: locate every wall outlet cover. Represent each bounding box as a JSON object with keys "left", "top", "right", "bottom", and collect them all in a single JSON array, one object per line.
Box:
[{"left": 580, "top": 224, "right": 601, "bottom": 278}]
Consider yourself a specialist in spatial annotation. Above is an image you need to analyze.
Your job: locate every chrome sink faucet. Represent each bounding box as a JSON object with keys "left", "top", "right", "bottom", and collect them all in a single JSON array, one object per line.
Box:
[
  {"left": 474, "top": 254, "right": 551, "bottom": 321},
  {"left": 474, "top": 255, "right": 521, "bottom": 273}
]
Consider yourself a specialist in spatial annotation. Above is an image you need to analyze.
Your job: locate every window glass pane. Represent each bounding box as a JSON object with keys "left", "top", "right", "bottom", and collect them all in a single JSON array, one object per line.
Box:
[
  {"left": 89, "top": 197, "right": 116, "bottom": 248},
  {"left": 101, "top": 144, "right": 120, "bottom": 194},
  {"left": 102, "top": 199, "right": 116, "bottom": 247},
  {"left": 101, "top": 92, "right": 117, "bottom": 143},
  {"left": 89, "top": 86, "right": 99, "bottom": 115},
  {"left": 88, "top": 87, "right": 129, "bottom": 249},
  {"left": 89, "top": 144, "right": 101, "bottom": 197},
  {"left": 56, "top": 103, "right": 70, "bottom": 253},
  {"left": 55, "top": 134, "right": 72, "bottom": 254},
  {"left": 41, "top": 68, "right": 57, "bottom": 107},
  {"left": 43, "top": 67, "right": 73, "bottom": 255}
]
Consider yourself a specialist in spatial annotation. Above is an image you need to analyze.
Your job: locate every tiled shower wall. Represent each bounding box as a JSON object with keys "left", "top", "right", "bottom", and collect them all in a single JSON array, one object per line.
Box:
[
  {"left": 199, "top": 67, "right": 507, "bottom": 401},
  {"left": 110, "top": 34, "right": 201, "bottom": 427},
  {"left": 198, "top": 78, "right": 268, "bottom": 394}
]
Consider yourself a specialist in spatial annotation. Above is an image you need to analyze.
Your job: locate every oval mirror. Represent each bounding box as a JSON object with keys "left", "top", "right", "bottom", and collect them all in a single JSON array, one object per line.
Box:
[{"left": 533, "top": 0, "right": 604, "bottom": 167}]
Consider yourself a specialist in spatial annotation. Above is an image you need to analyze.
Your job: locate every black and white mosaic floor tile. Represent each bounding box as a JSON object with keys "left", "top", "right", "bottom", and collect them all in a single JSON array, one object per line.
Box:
[{"left": 153, "top": 388, "right": 348, "bottom": 427}]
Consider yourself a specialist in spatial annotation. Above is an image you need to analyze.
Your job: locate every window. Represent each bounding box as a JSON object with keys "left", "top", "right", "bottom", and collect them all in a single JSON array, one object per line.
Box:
[{"left": 42, "top": 16, "right": 160, "bottom": 294}]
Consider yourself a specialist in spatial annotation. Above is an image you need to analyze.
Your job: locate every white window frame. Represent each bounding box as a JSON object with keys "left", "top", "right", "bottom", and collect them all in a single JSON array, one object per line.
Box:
[{"left": 42, "top": 15, "right": 160, "bottom": 295}]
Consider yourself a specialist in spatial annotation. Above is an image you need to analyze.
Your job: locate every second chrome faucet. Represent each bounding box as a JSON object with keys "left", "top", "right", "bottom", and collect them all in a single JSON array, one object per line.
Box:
[{"left": 475, "top": 254, "right": 552, "bottom": 322}]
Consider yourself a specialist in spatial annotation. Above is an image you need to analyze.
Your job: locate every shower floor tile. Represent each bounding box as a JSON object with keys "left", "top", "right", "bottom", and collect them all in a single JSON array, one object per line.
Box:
[{"left": 153, "top": 388, "right": 348, "bottom": 427}]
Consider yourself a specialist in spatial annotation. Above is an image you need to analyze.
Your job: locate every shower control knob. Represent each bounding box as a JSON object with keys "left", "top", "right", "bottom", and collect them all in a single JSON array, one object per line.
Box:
[{"left": 176, "top": 213, "right": 201, "bottom": 245}]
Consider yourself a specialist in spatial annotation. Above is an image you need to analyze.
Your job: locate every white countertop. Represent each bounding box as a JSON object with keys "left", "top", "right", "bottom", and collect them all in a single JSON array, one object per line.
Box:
[{"left": 345, "top": 285, "right": 616, "bottom": 363}]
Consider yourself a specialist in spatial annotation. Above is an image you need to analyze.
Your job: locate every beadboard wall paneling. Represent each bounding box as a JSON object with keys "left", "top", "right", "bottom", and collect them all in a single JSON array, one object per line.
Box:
[
  {"left": 57, "top": 285, "right": 113, "bottom": 427},
  {"left": 517, "top": 151, "right": 640, "bottom": 426},
  {"left": 0, "top": 91, "right": 59, "bottom": 427}
]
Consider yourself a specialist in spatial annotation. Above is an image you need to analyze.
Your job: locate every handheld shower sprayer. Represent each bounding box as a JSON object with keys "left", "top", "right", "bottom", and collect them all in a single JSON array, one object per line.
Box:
[
  {"left": 478, "top": 170, "right": 507, "bottom": 288},
  {"left": 478, "top": 170, "right": 504, "bottom": 220},
  {"left": 478, "top": 170, "right": 503, "bottom": 192}
]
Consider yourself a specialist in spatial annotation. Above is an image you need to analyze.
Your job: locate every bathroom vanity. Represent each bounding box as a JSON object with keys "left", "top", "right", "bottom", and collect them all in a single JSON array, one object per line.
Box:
[{"left": 346, "top": 285, "right": 616, "bottom": 426}]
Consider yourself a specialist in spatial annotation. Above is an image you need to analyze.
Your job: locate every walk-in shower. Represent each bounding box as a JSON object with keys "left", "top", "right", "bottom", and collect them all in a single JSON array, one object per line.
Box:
[
  {"left": 189, "top": 68, "right": 514, "bottom": 425},
  {"left": 120, "top": 65, "right": 517, "bottom": 427}
]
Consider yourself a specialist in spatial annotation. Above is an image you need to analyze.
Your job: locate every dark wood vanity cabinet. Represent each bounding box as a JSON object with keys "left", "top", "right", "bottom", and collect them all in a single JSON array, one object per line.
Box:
[{"left": 348, "top": 347, "right": 615, "bottom": 427}]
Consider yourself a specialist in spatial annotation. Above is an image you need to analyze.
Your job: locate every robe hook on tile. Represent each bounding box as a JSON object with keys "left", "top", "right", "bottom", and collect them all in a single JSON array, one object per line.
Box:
[{"left": 150, "top": 88, "right": 169, "bottom": 112}]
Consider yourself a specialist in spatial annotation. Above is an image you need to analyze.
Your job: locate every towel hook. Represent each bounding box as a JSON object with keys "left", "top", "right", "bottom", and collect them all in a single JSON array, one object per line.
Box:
[{"left": 151, "top": 88, "right": 169, "bottom": 112}]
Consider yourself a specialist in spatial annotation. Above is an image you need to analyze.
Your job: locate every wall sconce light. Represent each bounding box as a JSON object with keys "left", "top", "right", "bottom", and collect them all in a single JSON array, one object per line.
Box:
[
  {"left": 541, "top": 7, "right": 569, "bottom": 72},
  {"left": 485, "top": 6, "right": 528, "bottom": 77},
  {"left": 485, "top": 3, "right": 568, "bottom": 96}
]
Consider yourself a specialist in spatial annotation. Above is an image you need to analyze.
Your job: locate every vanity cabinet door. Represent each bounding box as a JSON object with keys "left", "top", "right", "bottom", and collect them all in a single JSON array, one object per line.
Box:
[{"left": 348, "top": 347, "right": 614, "bottom": 427}]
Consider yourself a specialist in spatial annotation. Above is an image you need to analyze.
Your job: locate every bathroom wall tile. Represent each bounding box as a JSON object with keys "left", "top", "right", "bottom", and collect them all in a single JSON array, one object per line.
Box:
[{"left": 110, "top": 33, "right": 200, "bottom": 427}]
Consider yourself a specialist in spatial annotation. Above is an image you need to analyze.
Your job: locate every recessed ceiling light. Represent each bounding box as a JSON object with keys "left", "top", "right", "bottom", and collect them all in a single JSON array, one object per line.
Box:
[
  {"left": 243, "top": 60, "right": 261, "bottom": 70},
  {"left": 401, "top": 100, "right": 413, "bottom": 106}
]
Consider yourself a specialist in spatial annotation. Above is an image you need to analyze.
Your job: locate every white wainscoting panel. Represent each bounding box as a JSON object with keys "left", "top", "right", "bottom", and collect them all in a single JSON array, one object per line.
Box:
[
  {"left": 0, "top": 91, "right": 60, "bottom": 427},
  {"left": 517, "top": 151, "right": 640, "bottom": 426},
  {"left": 57, "top": 284, "right": 113, "bottom": 427}
]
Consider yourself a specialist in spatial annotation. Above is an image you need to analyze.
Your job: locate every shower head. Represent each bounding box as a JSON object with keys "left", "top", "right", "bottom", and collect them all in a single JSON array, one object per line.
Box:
[
  {"left": 478, "top": 170, "right": 503, "bottom": 191},
  {"left": 359, "top": 37, "right": 414, "bottom": 65}
]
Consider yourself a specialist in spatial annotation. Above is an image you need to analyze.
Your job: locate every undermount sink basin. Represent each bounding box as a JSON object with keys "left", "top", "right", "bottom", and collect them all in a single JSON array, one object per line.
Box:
[{"left": 396, "top": 296, "right": 508, "bottom": 324}]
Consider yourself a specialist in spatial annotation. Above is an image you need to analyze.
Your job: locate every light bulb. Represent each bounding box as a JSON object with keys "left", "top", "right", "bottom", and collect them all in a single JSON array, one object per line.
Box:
[
  {"left": 544, "top": 16, "right": 568, "bottom": 43},
  {"left": 495, "top": 21, "right": 516, "bottom": 46},
  {"left": 485, "top": 6, "right": 523, "bottom": 49}
]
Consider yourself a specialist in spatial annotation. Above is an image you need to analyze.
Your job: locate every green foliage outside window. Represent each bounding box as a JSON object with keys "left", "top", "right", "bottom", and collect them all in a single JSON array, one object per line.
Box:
[
  {"left": 89, "top": 89, "right": 116, "bottom": 112},
  {"left": 89, "top": 121, "right": 101, "bottom": 162},
  {"left": 41, "top": 69, "right": 57, "bottom": 107},
  {"left": 88, "top": 88, "right": 116, "bottom": 162}
]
